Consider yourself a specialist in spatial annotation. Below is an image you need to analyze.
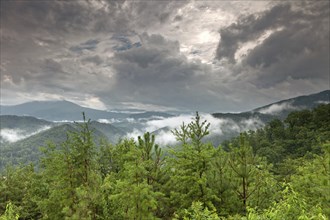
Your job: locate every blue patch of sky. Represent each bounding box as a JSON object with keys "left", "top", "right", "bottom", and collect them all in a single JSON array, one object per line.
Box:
[
  {"left": 69, "top": 39, "right": 100, "bottom": 53},
  {"left": 112, "top": 35, "right": 142, "bottom": 52}
]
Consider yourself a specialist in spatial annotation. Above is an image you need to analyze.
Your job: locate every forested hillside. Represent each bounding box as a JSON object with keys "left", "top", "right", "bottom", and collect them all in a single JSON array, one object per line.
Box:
[{"left": 0, "top": 105, "right": 329, "bottom": 219}]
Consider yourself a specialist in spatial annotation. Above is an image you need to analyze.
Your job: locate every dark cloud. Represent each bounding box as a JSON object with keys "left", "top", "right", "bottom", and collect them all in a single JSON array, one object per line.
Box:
[
  {"left": 1, "top": 0, "right": 328, "bottom": 112},
  {"left": 112, "top": 33, "right": 200, "bottom": 85},
  {"left": 216, "top": 1, "right": 329, "bottom": 88},
  {"left": 95, "top": 33, "right": 227, "bottom": 111},
  {"left": 216, "top": 4, "right": 295, "bottom": 62}
]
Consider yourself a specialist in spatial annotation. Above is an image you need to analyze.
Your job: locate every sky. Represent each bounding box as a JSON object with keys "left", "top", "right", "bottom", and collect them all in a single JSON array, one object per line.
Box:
[{"left": 1, "top": 0, "right": 329, "bottom": 113}]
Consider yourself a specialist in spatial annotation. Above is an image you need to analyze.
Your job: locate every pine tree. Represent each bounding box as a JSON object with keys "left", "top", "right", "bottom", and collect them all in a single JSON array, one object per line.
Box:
[
  {"left": 37, "top": 114, "right": 103, "bottom": 219},
  {"left": 103, "top": 134, "right": 164, "bottom": 219},
  {"left": 168, "top": 112, "right": 218, "bottom": 216},
  {"left": 290, "top": 142, "right": 330, "bottom": 217},
  {"left": 228, "top": 134, "right": 277, "bottom": 214}
]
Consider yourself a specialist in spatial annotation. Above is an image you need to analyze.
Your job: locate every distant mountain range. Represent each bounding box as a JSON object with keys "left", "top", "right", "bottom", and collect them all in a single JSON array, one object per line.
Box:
[
  {"left": 0, "top": 100, "right": 174, "bottom": 121},
  {"left": 0, "top": 90, "right": 328, "bottom": 169},
  {"left": 253, "top": 90, "right": 329, "bottom": 118},
  {"left": 1, "top": 90, "right": 328, "bottom": 122},
  {"left": 212, "top": 90, "right": 329, "bottom": 121},
  {"left": 0, "top": 118, "right": 126, "bottom": 169}
]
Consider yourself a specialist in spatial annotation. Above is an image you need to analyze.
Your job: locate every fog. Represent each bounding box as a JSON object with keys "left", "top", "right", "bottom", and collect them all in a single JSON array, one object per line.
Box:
[
  {"left": 0, "top": 126, "right": 52, "bottom": 143},
  {"left": 258, "top": 102, "right": 298, "bottom": 115},
  {"left": 125, "top": 113, "right": 265, "bottom": 146}
]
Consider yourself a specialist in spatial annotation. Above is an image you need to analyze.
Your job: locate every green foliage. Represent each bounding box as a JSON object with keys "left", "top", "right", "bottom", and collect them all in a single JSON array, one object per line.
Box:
[
  {"left": 228, "top": 134, "right": 278, "bottom": 214},
  {"left": 167, "top": 112, "right": 217, "bottom": 216},
  {"left": 0, "top": 202, "right": 19, "bottom": 220},
  {"left": 35, "top": 114, "right": 103, "bottom": 219},
  {"left": 225, "top": 104, "right": 330, "bottom": 167},
  {"left": 174, "top": 201, "right": 220, "bottom": 220},
  {"left": 0, "top": 124, "right": 77, "bottom": 170},
  {"left": 102, "top": 133, "right": 164, "bottom": 219},
  {"left": 1, "top": 106, "right": 329, "bottom": 219},
  {"left": 290, "top": 143, "right": 330, "bottom": 217},
  {"left": 247, "top": 184, "right": 328, "bottom": 220},
  {"left": 0, "top": 164, "right": 40, "bottom": 219}
]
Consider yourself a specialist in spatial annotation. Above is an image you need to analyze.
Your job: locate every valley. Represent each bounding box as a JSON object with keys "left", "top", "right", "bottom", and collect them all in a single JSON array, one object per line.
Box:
[{"left": 1, "top": 90, "right": 328, "bottom": 169}]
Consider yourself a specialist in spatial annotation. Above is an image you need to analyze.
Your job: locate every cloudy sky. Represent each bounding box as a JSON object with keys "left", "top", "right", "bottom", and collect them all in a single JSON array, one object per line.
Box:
[{"left": 1, "top": 0, "right": 329, "bottom": 113}]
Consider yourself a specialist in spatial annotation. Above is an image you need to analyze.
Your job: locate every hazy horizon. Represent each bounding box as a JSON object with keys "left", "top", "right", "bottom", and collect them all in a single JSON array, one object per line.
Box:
[{"left": 0, "top": 89, "right": 328, "bottom": 114}]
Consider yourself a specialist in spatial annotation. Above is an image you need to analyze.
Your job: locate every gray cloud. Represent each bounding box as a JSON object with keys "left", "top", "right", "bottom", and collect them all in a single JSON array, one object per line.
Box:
[
  {"left": 216, "top": 4, "right": 293, "bottom": 63},
  {"left": 102, "top": 33, "right": 217, "bottom": 110},
  {"left": 1, "top": 1, "right": 90, "bottom": 35},
  {"left": 42, "top": 59, "right": 65, "bottom": 74},
  {"left": 81, "top": 55, "right": 104, "bottom": 65},
  {"left": 1, "top": 0, "right": 328, "bottom": 112},
  {"left": 216, "top": 1, "right": 329, "bottom": 88}
]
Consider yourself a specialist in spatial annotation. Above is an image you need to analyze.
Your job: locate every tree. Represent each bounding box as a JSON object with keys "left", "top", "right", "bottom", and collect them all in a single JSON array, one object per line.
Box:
[
  {"left": 228, "top": 134, "right": 277, "bottom": 214},
  {"left": 247, "top": 184, "right": 327, "bottom": 220},
  {"left": 207, "top": 147, "right": 235, "bottom": 216},
  {"left": 173, "top": 201, "right": 220, "bottom": 220},
  {"left": 0, "top": 164, "right": 40, "bottom": 219},
  {"left": 168, "top": 112, "right": 217, "bottom": 216},
  {"left": 37, "top": 114, "right": 103, "bottom": 219},
  {"left": 103, "top": 134, "right": 164, "bottom": 219},
  {"left": 0, "top": 202, "right": 19, "bottom": 220},
  {"left": 290, "top": 143, "right": 330, "bottom": 217}
]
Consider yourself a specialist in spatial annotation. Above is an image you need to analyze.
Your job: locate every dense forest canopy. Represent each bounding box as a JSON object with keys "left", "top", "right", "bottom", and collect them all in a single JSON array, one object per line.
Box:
[{"left": 1, "top": 104, "right": 329, "bottom": 219}]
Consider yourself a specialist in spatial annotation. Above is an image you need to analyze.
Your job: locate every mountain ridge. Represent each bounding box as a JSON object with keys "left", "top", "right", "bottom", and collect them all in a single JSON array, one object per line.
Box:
[
  {"left": 1, "top": 90, "right": 329, "bottom": 169},
  {"left": 1, "top": 90, "right": 328, "bottom": 121},
  {"left": 212, "top": 90, "right": 329, "bottom": 120},
  {"left": 0, "top": 100, "right": 172, "bottom": 121}
]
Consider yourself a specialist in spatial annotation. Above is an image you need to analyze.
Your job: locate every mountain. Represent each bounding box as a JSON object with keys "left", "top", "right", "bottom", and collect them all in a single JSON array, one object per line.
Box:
[
  {"left": 0, "top": 121, "right": 125, "bottom": 169},
  {"left": 212, "top": 112, "right": 274, "bottom": 124},
  {"left": 89, "top": 121, "right": 126, "bottom": 143},
  {"left": 0, "top": 115, "right": 53, "bottom": 130},
  {"left": 1, "top": 90, "right": 328, "bottom": 169},
  {"left": 0, "top": 115, "right": 54, "bottom": 144},
  {"left": 253, "top": 90, "right": 329, "bottom": 119},
  {"left": 0, "top": 100, "right": 127, "bottom": 121},
  {"left": 213, "top": 90, "right": 329, "bottom": 120},
  {"left": 129, "top": 111, "right": 174, "bottom": 119},
  {"left": 0, "top": 124, "right": 77, "bottom": 169},
  {"left": 0, "top": 100, "right": 177, "bottom": 122},
  {"left": 209, "top": 90, "right": 329, "bottom": 146}
]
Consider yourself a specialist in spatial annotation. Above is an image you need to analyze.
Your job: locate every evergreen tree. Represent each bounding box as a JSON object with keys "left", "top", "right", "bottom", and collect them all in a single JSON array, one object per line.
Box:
[
  {"left": 290, "top": 142, "right": 330, "bottom": 218},
  {"left": 0, "top": 164, "right": 40, "bottom": 219},
  {"left": 37, "top": 114, "right": 103, "bottom": 219},
  {"left": 103, "top": 134, "right": 164, "bottom": 219},
  {"left": 168, "top": 112, "right": 218, "bottom": 216},
  {"left": 228, "top": 134, "right": 277, "bottom": 214},
  {"left": 247, "top": 184, "right": 327, "bottom": 220}
]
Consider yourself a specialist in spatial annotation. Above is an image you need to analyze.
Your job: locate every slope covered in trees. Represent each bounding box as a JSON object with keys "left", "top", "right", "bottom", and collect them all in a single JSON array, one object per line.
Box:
[{"left": 0, "top": 105, "right": 329, "bottom": 219}]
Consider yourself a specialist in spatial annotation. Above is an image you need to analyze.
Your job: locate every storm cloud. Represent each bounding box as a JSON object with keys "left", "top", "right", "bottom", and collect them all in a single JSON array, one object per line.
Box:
[
  {"left": 216, "top": 1, "right": 329, "bottom": 88},
  {"left": 1, "top": 0, "right": 329, "bottom": 112}
]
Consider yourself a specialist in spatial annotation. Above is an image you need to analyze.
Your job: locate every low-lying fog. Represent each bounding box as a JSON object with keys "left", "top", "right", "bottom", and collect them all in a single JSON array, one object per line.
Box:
[
  {"left": 0, "top": 126, "right": 52, "bottom": 144},
  {"left": 99, "top": 113, "right": 265, "bottom": 146},
  {"left": 1, "top": 113, "right": 265, "bottom": 146}
]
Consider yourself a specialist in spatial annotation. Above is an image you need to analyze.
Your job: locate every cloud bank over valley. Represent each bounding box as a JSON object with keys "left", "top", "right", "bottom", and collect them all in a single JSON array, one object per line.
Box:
[{"left": 0, "top": 126, "right": 52, "bottom": 143}]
